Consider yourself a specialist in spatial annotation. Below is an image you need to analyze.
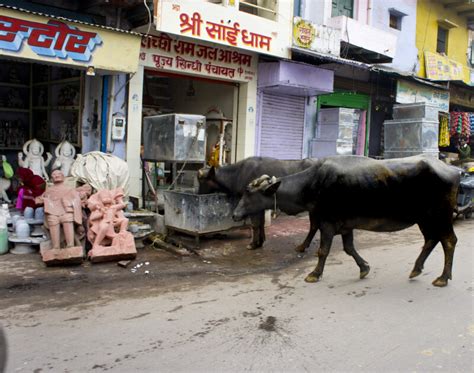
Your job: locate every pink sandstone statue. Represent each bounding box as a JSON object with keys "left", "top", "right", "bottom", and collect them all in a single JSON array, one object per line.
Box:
[
  {"left": 35, "top": 170, "right": 82, "bottom": 250},
  {"left": 86, "top": 188, "right": 136, "bottom": 262}
]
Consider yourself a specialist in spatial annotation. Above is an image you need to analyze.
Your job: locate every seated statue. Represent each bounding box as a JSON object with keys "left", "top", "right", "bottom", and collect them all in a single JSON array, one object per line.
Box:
[
  {"left": 53, "top": 140, "right": 76, "bottom": 177},
  {"left": 36, "top": 170, "right": 82, "bottom": 250},
  {"left": 18, "top": 139, "right": 52, "bottom": 181}
]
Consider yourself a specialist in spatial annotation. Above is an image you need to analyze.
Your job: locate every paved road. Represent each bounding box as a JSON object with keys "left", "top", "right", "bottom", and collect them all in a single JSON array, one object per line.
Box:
[{"left": 1, "top": 220, "right": 473, "bottom": 372}]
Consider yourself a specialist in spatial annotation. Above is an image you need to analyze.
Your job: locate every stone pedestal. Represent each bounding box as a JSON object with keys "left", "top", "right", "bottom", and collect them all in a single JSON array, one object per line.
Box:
[
  {"left": 88, "top": 231, "right": 137, "bottom": 263},
  {"left": 40, "top": 244, "right": 84, "bottom": 266}
]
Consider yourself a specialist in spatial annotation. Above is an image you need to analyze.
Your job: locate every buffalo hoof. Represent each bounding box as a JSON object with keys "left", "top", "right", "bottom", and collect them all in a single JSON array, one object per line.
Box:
[
  {"left": 304, "top": 273, "right": 321, "bottom": 283},
  {"left": 432, "top": 277, "right": 448, "bottom": 287},
  {"left": 360, "top": 266, "right": 370, "bottom": 279},
  {"left": 409, "top": 269, "right": 422, "bottom": 279},
  {"left": 246, "top": 243, "right": 262, "bottom": 250},
  {"left": 294, "top": 245, "right": 306, "bottom": 253}
]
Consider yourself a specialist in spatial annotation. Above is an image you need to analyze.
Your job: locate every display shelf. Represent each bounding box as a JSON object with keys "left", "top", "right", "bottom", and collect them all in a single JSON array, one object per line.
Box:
[
  {"left": 49, "top": 77, "right": 81, "bottom": 85},
  {"left": 0, "top": 82, "right": 29, "bottom": 88},
  {"left": 33, "top": 106, "right": 49, "bottom": 110},
  {"left": 50, "top": 106, "right": 80, "bottom": 111},
  {"left": 0, "top": 107, "right": 29, "bottom": 113},
  {"left": 0, "top": 147, "right": 22, "bottom": 150}
]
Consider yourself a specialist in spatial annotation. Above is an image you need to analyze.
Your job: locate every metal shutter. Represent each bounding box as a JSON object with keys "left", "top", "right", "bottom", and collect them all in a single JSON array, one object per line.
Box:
[{"left": 259, "top": 93, "right": 305, "bottom": 160}]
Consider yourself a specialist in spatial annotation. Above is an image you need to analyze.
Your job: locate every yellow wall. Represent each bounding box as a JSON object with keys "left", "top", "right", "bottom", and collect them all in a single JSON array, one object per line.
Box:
[{"left": 416, "top": 0, "right": 470, "bottom": 83}]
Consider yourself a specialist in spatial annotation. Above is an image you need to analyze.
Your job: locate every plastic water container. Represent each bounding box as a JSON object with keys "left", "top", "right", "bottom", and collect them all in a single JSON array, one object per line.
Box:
[{"left": 0, "top": 214, "right": 8, "bottom": 255}]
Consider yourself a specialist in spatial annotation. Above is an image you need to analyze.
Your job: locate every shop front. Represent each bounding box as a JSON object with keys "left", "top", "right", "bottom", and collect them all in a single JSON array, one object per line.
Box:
[
  {"left": 126, "top": 32, "right": 258, "bottom": 197},
  {"left": 0, "top": 6, "right": 142, "bottom": 166},
  {"left": 256, "top": 61, "right": 334, "bottom": 159}
]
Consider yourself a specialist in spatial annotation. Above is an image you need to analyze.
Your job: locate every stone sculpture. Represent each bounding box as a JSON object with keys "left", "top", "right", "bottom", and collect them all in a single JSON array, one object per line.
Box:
[
  {"left": 87, "top": 188, "right": 136, "bottom": 262},
  {"left": 18, "top": 139, "right": 52, "bottom": 181},
  {"left": 36, "top": 170, "right": 82, "bottom": 250},
  {"left": 53, "top": 140, "right": 76, "bottom": 177}
]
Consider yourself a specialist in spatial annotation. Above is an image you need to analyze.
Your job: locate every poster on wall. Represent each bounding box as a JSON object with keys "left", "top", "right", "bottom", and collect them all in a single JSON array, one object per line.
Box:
[{"left": 424, "top": 51, "right": 464, "bottom": 81}]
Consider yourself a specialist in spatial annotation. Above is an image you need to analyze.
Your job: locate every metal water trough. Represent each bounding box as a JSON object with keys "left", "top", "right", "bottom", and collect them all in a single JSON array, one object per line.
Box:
[{"left": 163, "top": 190, "right": 247, "bottom": 245}]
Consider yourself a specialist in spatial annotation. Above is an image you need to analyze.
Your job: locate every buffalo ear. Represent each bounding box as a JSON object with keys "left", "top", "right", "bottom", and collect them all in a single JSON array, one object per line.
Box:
[{"left": 263, "top": 180, "right": 281, "bottom": 196}]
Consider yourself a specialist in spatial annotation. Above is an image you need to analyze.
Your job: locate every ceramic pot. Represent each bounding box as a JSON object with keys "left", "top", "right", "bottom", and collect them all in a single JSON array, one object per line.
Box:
[
  {"left": 24, "top": 207, "right": 34, "bottom": 220},
  {"left": 15, "top": 219, "right": 30, "bottom": 239},
  {"left": 34, "top": 207, "right": 44, "bottom": 220}
]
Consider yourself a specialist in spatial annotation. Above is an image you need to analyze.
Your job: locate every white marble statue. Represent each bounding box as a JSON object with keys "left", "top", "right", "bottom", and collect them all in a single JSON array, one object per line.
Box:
[
  {"left": 53, "top": 140, "right": 76, "bottom": 177},
  {"left": 18, "top": 139, "right": 52, "bottom": 181}
]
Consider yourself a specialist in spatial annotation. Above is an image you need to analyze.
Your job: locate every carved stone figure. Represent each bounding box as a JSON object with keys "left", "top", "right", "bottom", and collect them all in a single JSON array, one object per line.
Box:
[
  {"left": 87, "top": 188, "right": 136, "bottom": 262},
  {"left": 36, "top": 170, "right": 82, "bottom": 250},
  {"left": 53, "top": 140, "right": 76, "bottom": 177},
  {"left": 18, "top": 139, "right": 52, "bottom": 181}
]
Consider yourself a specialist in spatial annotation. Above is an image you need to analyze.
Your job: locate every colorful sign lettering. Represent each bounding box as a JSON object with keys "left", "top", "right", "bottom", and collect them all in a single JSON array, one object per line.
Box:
[
  {"left": 0, "top": 15, "right": 102, "bottom": 62},
  {"left": 293, "top": 19, "right": 315, "bottom": 48}
]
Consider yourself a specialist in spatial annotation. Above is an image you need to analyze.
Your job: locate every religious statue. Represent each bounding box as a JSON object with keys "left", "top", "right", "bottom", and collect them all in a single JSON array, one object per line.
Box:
[
  {"left": 87, "top": 188, "right": 136, "bottom": 262},
  {"left": 53, "top": 140, "right": 76, "bottom": 177},
  {"left": 18, "top": 139, "right": 52, "bottom": 181},
  {"left": 35, "top": 170, "right": 82, "bottom": 250}
]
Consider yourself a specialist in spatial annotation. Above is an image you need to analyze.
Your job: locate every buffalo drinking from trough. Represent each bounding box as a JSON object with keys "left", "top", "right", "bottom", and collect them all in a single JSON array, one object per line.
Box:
[
  {"left": 197, "top": 156, "right": 317, "bottom": 250},
  {"left": 232, "top": 155, "right": 460, "bottom": 287}
]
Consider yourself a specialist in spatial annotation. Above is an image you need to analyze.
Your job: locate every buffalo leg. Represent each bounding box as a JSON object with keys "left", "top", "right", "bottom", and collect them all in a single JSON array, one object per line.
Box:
[
  {"left": 305, "top": 226, "right": 335, "bottom": 283},
  {"left": 247, "top": 212, "right": 265, "bottom": 250},
  {"left": 409, "top": 237, "right": 438, "bottom": 279},
  {"left": 432, "top": 227, "right": 457, "bottom": 287},
  {"left": 294, "top": 211, "right": 319, "bottom": 253},
  {"left": 341, "top": 231, "right": 370, "bottom": 279}
]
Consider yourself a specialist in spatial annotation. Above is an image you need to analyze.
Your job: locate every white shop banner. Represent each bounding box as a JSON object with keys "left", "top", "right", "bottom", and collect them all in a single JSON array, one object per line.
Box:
[
  {"left": 140, "top": 32, "right": 257, "bottom": 82},
  {"left": 155, "top": 0, "right": 290, "bottom": 58}
]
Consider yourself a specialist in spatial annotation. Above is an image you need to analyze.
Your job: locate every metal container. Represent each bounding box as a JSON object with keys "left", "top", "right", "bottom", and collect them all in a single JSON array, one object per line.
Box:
[
  {"left": 383, "top": 118, "right": 439, "bottom": 159},
  {"left": 163, "top": 191, "right": 246, "bottom": 235},
  {"left": 143, "top": 114, "right": 206, "bottom": 161},
  {"left": 392, "top": 103, "right": 439, "bottom": 122}
]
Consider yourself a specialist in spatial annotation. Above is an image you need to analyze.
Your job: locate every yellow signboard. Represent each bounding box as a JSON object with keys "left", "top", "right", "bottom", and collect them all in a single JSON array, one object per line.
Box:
[
  {"left": 424, "top": 51, "right": 464, "bottom": 81},
  {"left": 0, "top": 8, "right": 142, "bottom": 73}
]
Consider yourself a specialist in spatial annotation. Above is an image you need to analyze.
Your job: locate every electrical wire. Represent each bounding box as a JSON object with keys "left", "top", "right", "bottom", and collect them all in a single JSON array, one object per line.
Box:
[{"left": 143, "top": 0, "right": 152, "bottom": 37}]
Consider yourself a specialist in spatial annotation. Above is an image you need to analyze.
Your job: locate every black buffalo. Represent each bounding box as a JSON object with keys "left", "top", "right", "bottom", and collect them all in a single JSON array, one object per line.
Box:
[
  {"left": 232, "top": 155, "right": 460, "bottom": 287},
  {"left": 197, "top": 156, "right": 317, "bottom": 250}
]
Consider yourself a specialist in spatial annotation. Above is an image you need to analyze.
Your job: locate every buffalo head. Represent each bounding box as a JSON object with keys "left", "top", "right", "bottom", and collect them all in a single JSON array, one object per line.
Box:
[
  {"left": 197, "top": 166, "right": 220, "bottom": 194},
  {"left": 232, "top": 175, "right": 281, "bottom": 221}
]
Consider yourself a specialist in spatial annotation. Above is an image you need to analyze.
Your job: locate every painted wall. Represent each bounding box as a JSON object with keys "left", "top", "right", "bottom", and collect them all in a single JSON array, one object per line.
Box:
[
  {"left": 416, "top": 0, "right": 470, "bottom": 83},
  {"left": 371, "top": 0, "right": 418, "bottom": 73},
  {"left": 81, "top": 76, "right": 103, "bottom": 154}
]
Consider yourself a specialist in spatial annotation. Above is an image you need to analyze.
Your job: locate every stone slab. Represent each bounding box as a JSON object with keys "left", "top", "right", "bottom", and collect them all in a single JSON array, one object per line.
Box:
[{"left": 40, "top": 246, "right": 84, "bottom": 266}]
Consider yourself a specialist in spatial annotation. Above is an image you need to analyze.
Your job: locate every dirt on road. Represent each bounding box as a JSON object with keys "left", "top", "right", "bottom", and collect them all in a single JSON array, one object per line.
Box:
[{"left": 0, "top": 213, "right": 459, "bottom": 312}]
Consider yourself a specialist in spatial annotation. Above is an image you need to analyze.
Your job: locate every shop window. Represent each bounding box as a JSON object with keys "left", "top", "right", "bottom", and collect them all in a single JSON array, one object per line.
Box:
[
  {"left": 437, "top": 26, "right": 448, "bottom": 54},
  {"left": 239, "top": 0, "right": 278, "bottom": 21},
  {"left": 331, "top": 0, "right": 353, "bottom": 18}
]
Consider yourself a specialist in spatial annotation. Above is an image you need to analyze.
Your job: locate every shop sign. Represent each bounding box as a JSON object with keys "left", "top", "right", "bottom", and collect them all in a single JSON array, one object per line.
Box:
[
  {"left": 424, "top": 51, "right": 465, "bottom": 81},
  {"left": 396, "top": 80, "right": 449, "bottom": 112},
  {"left": 450, "top": 85, "right": 474, "bottom": 109},
  {"left": 0, "top": 8, "right": 141, "bottom": 73},
  {"left": 292, "top": 17, "right": 340, "bottom": 56},
  {"left": 155, "top": 0, "right": 290, "bottom": 58},
  {"left": 140, "top": 32, "right": 257, "bottom": 83},
  {"left": 0, "top": 15, "right": 102, "bottom": 62}
]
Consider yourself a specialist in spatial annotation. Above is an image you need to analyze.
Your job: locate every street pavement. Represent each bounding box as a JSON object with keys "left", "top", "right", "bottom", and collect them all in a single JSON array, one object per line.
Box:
[{"left": 1, "top": 218, "right": 473, "bottom": 372}]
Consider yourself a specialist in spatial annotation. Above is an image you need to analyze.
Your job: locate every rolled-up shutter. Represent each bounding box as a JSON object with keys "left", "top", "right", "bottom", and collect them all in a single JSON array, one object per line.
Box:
[{"left": 259, "top": 93, "right": 305, "bottom": 160}]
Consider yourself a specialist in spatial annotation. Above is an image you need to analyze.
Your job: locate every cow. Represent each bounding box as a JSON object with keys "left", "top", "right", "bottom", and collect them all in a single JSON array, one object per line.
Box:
[
  {"left": 197, "top": 157, "right": 318, "bottom": 251},
  {"left": 232, "top": 155, "right": 460, "bottom": 287}
]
